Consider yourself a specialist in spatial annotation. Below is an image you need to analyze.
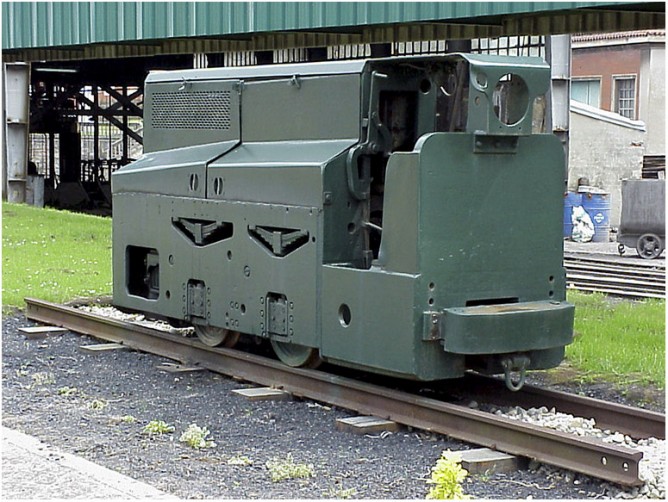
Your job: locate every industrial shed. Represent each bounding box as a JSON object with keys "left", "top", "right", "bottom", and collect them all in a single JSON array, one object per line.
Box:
[{"left": 2, "top": 1, "right": 664, "bottom": 208}]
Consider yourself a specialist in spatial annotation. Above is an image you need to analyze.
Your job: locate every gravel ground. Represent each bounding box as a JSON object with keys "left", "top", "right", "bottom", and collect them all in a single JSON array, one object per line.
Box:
[{"left": 2, "top": 310, "right": 664, "bottom": 499}]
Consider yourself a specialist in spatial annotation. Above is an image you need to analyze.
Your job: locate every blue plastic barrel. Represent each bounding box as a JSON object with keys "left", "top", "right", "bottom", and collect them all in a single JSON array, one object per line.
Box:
[
  {"left": 581, "top": 191, "right": 611, "bottom": 242},
  {"left": 563, "top": 192, "right": 582, "bottom": 238}
]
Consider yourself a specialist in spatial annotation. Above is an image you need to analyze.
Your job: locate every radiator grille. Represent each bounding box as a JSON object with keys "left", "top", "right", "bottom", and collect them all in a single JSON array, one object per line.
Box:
[{"left": 151, "top": 91, "right": 232, "bottom": 129}]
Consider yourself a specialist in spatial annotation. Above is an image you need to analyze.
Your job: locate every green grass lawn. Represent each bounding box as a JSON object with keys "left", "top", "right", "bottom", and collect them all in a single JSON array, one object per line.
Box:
[
  {"left": 565, "top": 290, "right": 665, "bottom": 389},
  {"left": 2, "top": 202, "right": 112, "bottom": 311},
  {"left": 2, "top": 202, "right": 665, "bottom": 388}
]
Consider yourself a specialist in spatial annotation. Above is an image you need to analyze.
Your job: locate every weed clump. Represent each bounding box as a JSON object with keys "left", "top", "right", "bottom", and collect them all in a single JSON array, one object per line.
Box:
[
  {"left": 88, "top": 398, "right": 108, "bottom": 410},
  {"left": 179, "top": 423, "right": 216, "bottom": 449},
  {"left": 142, "top": 420, "right": 175, "bottom": 435},
  {"left": 227, "top": 455, "right": 253, "bottom": 466},
  {"left": 266, "top": 453, "right": 314, "bottom": 482},
  {"left": 426, "top": 450, "right": 470, "bottom": 500}
]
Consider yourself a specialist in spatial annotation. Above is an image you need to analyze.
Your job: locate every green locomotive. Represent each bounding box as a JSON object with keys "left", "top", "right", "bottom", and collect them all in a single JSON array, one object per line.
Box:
[{"left": 112, "top": 54, "right": 574, "bottom": 391}]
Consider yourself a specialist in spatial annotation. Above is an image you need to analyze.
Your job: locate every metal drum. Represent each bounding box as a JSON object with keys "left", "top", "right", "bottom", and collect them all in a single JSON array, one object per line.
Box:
[
  {"left": 581, "top": 189, "right": 611, "bottom": 242},
  {"left": 563, "top": 191, "right": 582, "bottom": 238}
]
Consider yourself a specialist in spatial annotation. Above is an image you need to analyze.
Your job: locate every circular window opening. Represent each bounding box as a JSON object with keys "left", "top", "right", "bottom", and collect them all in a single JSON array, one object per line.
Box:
[
  {"left": 493, "top": 73, "right": 529, "bottom": 126},
  {"left": 419, "top": 79, "right": 432, "bottom": 94},
  {"left": 338, "top": 304, "right": 352, "bottom": 327}
]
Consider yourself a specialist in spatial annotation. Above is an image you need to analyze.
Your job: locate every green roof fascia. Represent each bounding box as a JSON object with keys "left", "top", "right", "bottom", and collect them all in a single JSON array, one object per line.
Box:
[{"left": 2, "top": 1, "right": 627, "bottom": 50}]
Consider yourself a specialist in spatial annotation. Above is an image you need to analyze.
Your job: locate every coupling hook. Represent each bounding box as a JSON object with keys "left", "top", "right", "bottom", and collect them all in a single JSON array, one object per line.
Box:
[{"left": 501, "top": 355, "right": 530, "bottom": 392}]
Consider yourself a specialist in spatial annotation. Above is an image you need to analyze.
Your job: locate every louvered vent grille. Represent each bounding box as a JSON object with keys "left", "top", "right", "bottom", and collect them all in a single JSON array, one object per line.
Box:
[{"left": 151, "top": 91, "right": 232, "bottom": 129}]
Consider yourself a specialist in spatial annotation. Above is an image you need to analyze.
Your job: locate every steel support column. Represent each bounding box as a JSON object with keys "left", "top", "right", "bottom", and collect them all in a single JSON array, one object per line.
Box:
[
  {"left": 545, "top": 34, "right": 571, "bottom": 185},
  {"left": 3, "top": 62, "right": 30, "bottom": 202},
  {"left": 93, "top": 84, "right": 99, "bottom": 168},
  {"left": 122, "top": 85, "right": 128, "bottom": 164}
]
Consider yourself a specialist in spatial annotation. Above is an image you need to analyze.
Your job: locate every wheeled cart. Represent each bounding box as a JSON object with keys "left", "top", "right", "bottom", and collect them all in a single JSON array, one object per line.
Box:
[{"left": 617, "top": 179, "right": 665, "bottom": 259}]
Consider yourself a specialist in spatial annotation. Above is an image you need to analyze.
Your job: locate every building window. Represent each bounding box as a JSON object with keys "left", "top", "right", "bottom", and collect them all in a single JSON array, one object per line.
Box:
[
  {"left": 614, "top": 76, "right": 636, "bottom": 119},
  {"left": 571, "top": 79, "right": 601, "bottom": 107}
]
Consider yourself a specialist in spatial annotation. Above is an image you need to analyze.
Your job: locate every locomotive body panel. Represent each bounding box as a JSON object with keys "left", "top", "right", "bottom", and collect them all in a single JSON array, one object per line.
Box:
[
  {"left": 112, "top": 53, "right": 575, "bottom": 387},
  {"left": 317, "top": 131, "right": 573, "bottom": 380},
  {"left": 112, "top": 141, "right": 238, "bottom": 196},
  {"left": 415, "top": 132, "right": 568, "bottom": 307},
  {"left": 240, "top": 75, "right": 361, "bottom": 142},
  {"left": 113, "top": 192, "right": 322, "bottom": 347},
  {"left": 143, "top": 79, "right": 241, "bottom": 153},
  {"left": 207, "top": 140, "right": 355, "bottom": 207}
]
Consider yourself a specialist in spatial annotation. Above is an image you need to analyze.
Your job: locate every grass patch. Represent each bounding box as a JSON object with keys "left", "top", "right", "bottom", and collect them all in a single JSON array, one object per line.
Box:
[
  {"left": 565, "top": 290, "right": 665, "bottom": 389},
  {"left": 2, "top": 203, "right": 112, "bottom": 312}
]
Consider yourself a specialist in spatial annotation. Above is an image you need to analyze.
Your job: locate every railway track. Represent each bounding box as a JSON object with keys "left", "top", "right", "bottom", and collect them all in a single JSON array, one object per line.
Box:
[
  {"left": 564, "top": 253, "right": 665, "bottom": 299},
  {"left": 25, "top": 297, "right": 664, "bottom": 487}
]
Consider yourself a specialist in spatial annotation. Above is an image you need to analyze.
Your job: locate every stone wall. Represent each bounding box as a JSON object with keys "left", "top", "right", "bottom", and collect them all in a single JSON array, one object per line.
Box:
[{"left": 568, "top": 101, "right": 646, "bottom": 229}]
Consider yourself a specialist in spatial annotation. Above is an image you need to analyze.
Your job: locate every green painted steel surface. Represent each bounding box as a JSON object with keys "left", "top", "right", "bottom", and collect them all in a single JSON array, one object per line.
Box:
[
  {"left": 113, "top": 193, "right": 321, "bottom": 346},
  {"left": 2, "top": 2, "right": 621, "bottom": 50},
  {"left": 112, "top": 53, "right": 574, "bottom": 380},
  {"left": 441, "top": 302, "right": 574, "bottom": 354}
]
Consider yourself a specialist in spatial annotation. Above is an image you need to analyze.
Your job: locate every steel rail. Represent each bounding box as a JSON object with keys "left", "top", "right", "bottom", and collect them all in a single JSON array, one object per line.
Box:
[
  {"left": 564, "top": 255, "right": 665, "bottom": 270},
  {"left": 565, "top": 263, "right": 665, "bottom": 280},
  {"left": 566, "top": 267, "right": 665, "bottom": 284},
  {"left": 565, "top": 253, "right": 666, "bottom": 268},
  {"left": 25, "top": 297, "right": 644, "bottom": 486},
  {"left": 567, "top": 279, "right": 665, "bottom": 293},
  {"left": 567, "top": 276, "right": 664, "bottom": 292},
  {"left": 564, "top": 255, "right": 666, "bottom": 299},
  {"left": 459, "top": 374, "right": 665, "bottom": 440},
  {"left": 566, "top": 273, "right": 664, "bottom": 291}
]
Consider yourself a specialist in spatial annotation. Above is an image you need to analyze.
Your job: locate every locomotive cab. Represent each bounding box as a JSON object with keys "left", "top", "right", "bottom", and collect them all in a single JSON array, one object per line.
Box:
[{"left": 112, "top": 54, "right": 574, "bottom": 390}]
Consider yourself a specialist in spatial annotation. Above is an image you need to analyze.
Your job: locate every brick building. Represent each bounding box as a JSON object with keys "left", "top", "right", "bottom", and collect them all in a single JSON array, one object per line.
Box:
[
  {"left": 571, "top": 30, "right": 665, "bottom": 156},
  {"left": 568, "top": 30, "right": 665, "bottom": 229}
]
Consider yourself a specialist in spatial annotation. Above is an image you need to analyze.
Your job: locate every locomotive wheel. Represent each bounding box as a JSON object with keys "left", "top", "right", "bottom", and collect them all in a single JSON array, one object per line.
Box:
[
  {"left": 270, "top": 339, "right": 322, "bottom": 369},
  {"left": 636, "top": 233, "right": 664, "bottom": 259},
  {"left": 194, "top": 325, "right": 240, "bottom": 348}
]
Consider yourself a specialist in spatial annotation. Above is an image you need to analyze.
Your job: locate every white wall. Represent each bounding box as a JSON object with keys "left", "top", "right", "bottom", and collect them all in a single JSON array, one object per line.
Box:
[
  {"left": 568, "top": 101, "right": 646, "bottom": 228},
  {"left": 640, "top": 44, "right": 665, "bottom": 155}
]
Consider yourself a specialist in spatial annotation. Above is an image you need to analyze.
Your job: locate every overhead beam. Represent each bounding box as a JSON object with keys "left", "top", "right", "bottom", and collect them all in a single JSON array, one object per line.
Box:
[
  {"left": 2, "top": 8, "right": 665, "bottom": 63},
  {"left": 503, "top": 9, "right": 665, "bottom": 36},
  {"left": 251, "top": 31, "right": 363, "bottom": 51},
  {"left": 361, "top": 22, "right": 503, "bottom": 44}
]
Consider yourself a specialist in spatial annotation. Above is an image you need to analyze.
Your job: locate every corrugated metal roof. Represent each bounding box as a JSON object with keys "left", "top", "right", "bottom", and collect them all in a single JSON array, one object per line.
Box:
[{"left": 2, "top": 1, "right": 622, "bottom": 50}]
